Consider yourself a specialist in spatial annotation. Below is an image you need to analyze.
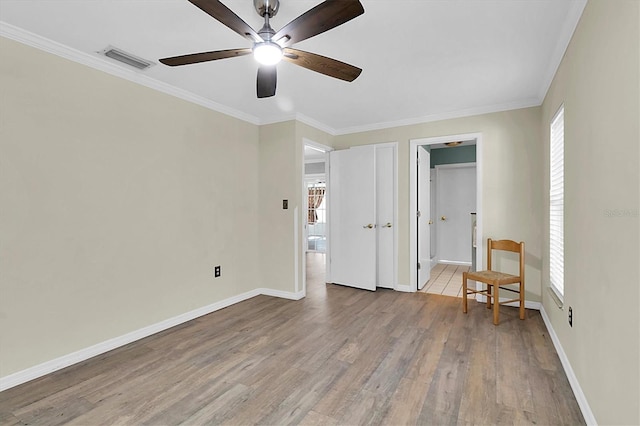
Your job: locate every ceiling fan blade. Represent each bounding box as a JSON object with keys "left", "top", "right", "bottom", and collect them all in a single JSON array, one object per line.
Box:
[
  {"left": 283, "top": 48, "right": 361, "bottom": 82},
  {"left": 273, "top": 0, "right": 364, "bottom": 47},
  {"left": 188, "top": 0, "right": 262, "bottom": 42},
  {"left": 160, "top": 48, "right": 252, "bottom": 66},
  {"left": 257, "top": 65, "right": 277, "bottom": 98}
]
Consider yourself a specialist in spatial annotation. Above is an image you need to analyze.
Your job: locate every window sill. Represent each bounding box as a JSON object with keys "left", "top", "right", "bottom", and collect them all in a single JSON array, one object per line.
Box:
[{"left": 547, "top": 286, "right": 564, "bottom": 309}]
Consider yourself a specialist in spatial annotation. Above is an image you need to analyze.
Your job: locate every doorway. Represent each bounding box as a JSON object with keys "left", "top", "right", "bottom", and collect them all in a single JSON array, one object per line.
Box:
[
  {"left": 302, "top": 140, "right": 332, "bottom": 296},
  {"left": 409, "top": 133, "right": 483, "bottom": 294}
]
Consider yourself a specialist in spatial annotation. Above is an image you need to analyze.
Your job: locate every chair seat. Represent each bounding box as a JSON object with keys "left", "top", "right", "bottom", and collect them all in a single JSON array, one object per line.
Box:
[{"left": 466, "top": 270, "right": 521, "bottom": 285}]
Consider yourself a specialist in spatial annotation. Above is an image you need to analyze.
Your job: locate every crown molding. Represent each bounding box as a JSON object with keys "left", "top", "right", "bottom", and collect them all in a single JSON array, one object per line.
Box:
[
  {"left": 294, "top": 113, "right": 337, "bottom": 136},
  {"left": 334, "top": 98, "right": 542, "bottom": 136},
  {"left": 0, "top": 22, "right": 262, "bottom": 126},
  {"left": 537, "top": 0, "right": 587, "bottom": 103},
  {"left": 2, "top": 17, "right": 577, "bottom": 138}
]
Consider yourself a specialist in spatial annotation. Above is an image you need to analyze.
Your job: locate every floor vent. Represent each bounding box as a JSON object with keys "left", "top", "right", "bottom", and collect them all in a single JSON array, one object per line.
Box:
[{"left": 99, "top": 46, "right": 153, "bottom": 70}]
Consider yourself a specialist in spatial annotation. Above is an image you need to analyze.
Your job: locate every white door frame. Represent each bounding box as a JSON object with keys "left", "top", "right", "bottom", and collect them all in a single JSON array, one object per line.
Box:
[
  {"left": 301, "top": 138, "right": 333, "bottom": 297},
  {"left": 409, "top": 133, "right": 483, "bottom": 292}
]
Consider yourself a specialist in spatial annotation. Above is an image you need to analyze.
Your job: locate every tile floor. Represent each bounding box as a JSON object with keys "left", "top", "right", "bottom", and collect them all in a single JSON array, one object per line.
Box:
[{"left": 420, "top": 263, "right": 470, "bottom": 297}]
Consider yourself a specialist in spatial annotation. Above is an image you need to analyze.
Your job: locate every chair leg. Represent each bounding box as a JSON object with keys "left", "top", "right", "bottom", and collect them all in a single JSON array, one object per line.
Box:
[
  {"left": 519, "top": 281, "right": 525, "bottom": 320},
  {"left": 493, "top": 285, "right": 500, "bottom": 325},
  {"left": 486, "top": 285, "right": 492, "bottom": 309},
  {"left": 462, "top": 272, "right": 468, "bottom": 314}
]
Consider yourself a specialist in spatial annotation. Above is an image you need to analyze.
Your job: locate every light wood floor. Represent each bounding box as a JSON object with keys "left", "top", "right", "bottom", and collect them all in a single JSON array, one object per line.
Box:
[{"left": 0, "top": 253, "right": 584, "bottom": 425}]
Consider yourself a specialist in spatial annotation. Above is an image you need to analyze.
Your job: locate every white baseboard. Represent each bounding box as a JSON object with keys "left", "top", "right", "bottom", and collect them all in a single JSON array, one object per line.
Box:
[
  {"left": 438, "top": 260, "right": 472, "bottom": 266},
  {"left": 395, "top": 284, "right": 414, "bottom": 292},
  {"left": 0, "top": 287, "right": 302, "bottom": 392},
  {"left": 260, "top": 288, "right": 305, "bottom": 301},
  {"left": 540, "top": 305, "right": 597, "bottom": 425}
]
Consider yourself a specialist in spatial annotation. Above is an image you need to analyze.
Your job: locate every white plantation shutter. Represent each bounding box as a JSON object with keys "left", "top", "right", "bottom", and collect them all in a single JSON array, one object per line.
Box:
[{"left": 549, "top": 105, "right": 564, "bottom": 299}]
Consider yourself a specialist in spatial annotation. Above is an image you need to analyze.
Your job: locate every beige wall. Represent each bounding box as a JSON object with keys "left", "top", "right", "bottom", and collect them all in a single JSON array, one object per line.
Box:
[
  {"left": 258, "top": 121, "right": 298, "bottom": 293},
  {"left": 541, "top": 0, "right": 640, "bottom": 424},
  {"left": 258, "top": 120, "right": 334, "bottom": 295},
  {"left": 333, "top": 107, "right": 544, "bottom": 301},
  {"left": 0, "top": 37, "right": 261, "bottom": 376}
]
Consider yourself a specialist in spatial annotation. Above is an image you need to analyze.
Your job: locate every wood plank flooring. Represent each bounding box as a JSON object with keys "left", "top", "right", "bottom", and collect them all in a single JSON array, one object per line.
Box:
[{"left": 0, "top": 253, "right": 584, "bottom": 425}]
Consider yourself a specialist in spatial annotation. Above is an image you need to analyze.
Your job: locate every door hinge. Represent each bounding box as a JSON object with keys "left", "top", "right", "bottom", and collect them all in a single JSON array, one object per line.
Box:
[
  {"left": 417, "top": 210, "right": 421, "bottom": 218},
  {"left": 417, "top": 262, "right": 421, "bottom": 270}
]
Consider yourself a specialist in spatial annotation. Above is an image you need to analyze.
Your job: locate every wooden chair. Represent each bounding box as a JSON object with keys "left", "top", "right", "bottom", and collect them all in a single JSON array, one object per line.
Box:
[{"left": 463, "top": 239, "right": 525, "bottom": 325}]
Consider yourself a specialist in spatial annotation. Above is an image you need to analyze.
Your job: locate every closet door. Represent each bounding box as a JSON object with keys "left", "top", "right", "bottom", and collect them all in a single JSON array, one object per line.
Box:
[
  {"left": 329, "top": 145, "right": 377, "bottom": 290},
  {"left": 329, "top": 144, "right": 397, "bottom": 291},
  {"left": 376, "top": 145, "right": 395, "bottom": 289}
]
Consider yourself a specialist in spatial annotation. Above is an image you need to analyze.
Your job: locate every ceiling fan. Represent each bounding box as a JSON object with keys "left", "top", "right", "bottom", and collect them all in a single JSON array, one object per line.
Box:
[{"left": 159, "top": 0, "right": 364, "bottom": 98}]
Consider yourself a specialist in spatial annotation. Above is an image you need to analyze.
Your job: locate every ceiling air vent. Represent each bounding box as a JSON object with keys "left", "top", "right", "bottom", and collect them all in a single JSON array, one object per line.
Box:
[{"left": 99, "top": 46, "right": 154, "bottom": 70}]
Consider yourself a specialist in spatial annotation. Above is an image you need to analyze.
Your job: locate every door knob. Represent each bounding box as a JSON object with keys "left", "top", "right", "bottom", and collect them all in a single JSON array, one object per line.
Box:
[
  {"left": 383, "top": 222, "right": 392, "bottom": 228},
  {"left": 441, "top": 216, "right": 447, "bottom": 221},
  {"left": 362, "top": 224, "right": 374, "bottom": 229}
]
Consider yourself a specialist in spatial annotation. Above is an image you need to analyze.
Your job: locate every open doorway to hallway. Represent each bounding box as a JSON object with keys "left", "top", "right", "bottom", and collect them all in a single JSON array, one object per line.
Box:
[
  {"left": 410, "top": 133, "right": 482, "bottom": 296},
  {"left": 303, "top": 140, "right": 332, "bottom": 294}
]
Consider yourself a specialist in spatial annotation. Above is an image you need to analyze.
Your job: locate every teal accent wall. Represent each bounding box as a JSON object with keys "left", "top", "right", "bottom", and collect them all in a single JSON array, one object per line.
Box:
[{"left": 429, "top": 145, "right": 476, "bottom": 168}]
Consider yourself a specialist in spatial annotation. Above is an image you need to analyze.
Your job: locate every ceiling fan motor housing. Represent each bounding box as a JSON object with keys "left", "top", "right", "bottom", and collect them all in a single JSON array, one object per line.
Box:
[{"left": 254, "top": 0, "right": 279, "bottom": 17}]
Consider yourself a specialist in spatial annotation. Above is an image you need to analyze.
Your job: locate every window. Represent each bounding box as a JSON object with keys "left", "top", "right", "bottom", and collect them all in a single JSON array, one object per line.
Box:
[
  {"left": 307, "top": 182, "right": 326, "bottom": 252},
  {"left": 549, "top": 105, "right": 564, "bottom": 299}
]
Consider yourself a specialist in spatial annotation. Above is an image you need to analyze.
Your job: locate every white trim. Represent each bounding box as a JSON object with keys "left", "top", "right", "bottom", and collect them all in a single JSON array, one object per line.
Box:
[
  {"left": 0, "top": 287, "right": 303, "bottom": 392},
  {"left": 303, "top": 139, "right": 334, "bottom": 154},
  {"left": 304, "top": 158, "right": 325, "bottom": 165},
  {"left": 438, "top": 260, "right": 472, "bottom": 267},
  {"left": 395, "top": 284, "right": 414, "bottom": 293},
  {"left": 536, "top": 1, "right": 587, "bottom": 102},
  {"left": 409, "top": 133, "right": 483, "bottom": 294},
  {"left": 540, "top": 305, "right": 597, "bottom": 425},
  {"left": 294, "top": 206, "right": 300, "bottom": 294},
  {"left": 335, "top": 101, "right": 539, "bottom": 136},
  {"left": 434, "top": 162, "right": 477, "bottom": 170},
  {"left": 0, "top": 22, "right": 261, "bottom": 126},
  {"left": 2, "top": 16, "right": 587, "bottom": 138},
  {"left": 259, "top": 288, "right": 305, "bottom": 301},
  {"left": 295, "top": 114, "right": 337, "bottom": 136},
  {"left": 304, "top": 173, "right": 326, "bottom": 183}
]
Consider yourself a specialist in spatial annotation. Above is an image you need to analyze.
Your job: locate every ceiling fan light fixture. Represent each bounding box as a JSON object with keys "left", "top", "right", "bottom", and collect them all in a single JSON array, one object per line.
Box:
[{"left": 253, "top": 42, "right": 283, "bottom": 66}]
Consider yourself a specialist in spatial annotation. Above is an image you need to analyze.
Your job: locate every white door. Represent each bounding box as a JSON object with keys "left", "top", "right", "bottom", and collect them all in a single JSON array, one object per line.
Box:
[
  {"left": 329, "top": 145, "right": 377, "bottom": 290},
  {"left": 417, "top": 147, "right": 430, "bottom": 289},
  {"left": 376, "top": 145, "right": 395, "bottom": 289},
  {"left": 436, "top": 164, "right": 476, "bottom": 264},
  {"left": 430, "top": 168, "right": 437, "bottom": 260}
]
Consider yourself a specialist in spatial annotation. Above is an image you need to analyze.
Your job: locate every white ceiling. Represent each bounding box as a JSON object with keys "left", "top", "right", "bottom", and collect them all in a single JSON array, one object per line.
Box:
[{"left": 0, "top": 0, "right": 586, "bottom": 135}]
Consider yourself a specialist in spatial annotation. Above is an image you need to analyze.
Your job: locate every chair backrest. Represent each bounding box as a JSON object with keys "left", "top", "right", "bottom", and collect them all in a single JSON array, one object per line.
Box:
[{"left": 486, "top": 238, "right": 525, "bottom": 279}]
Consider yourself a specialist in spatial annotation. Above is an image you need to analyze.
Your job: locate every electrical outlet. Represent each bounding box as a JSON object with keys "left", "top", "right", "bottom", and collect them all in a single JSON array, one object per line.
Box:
[
  {"left": 214, "top": 266, "right": 221, "bottom": 278},
  {"left": 568, "top": 306, "right": 573, "bottom": 327}
]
